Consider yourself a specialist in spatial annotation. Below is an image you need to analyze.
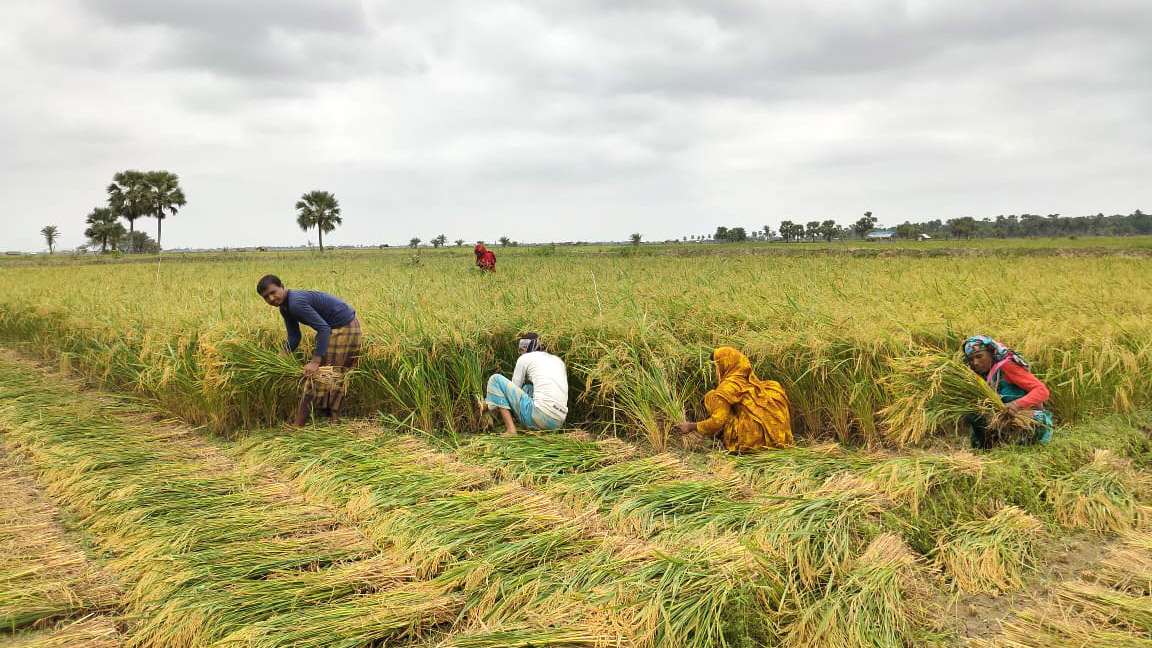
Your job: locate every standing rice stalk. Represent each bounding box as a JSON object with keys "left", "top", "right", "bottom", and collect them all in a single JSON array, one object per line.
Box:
[{"left": 576, "top": 343, "right": 689, "bottom": 451}]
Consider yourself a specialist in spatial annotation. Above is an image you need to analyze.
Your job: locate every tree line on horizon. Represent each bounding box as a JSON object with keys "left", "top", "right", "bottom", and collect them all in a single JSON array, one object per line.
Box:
[
  {"left": 40, "top": 189, "right": 1150, "bottom": 254},
  {"left": 695, "top": 209, "right": 1150, "bottom": 243}
]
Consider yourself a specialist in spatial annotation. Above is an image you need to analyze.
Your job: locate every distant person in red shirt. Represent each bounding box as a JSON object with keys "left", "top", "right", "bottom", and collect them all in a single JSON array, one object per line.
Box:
[
  {"left": 963, "top": 335, "right": 1053, "bottom": 448},
  {"left": 474, "top": 243, "right": 496, "bottom": 273}
]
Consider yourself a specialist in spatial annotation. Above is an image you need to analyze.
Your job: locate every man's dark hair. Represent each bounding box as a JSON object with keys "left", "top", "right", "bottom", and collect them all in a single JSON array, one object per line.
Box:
[{"left": 256, "top": 274, "right": 283, "bottom": 294}]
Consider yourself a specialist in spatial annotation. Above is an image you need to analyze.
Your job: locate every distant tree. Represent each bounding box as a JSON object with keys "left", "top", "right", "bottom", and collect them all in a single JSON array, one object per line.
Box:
[
  {"left": 713, "top": 226, "right": 730, "bottom": 242},
  {"left": 729, "top": 227, "right": 747, "bottom": 242},
  {"left": 409, "top": 237, "right": 421, "bottom": 248},
  {"left": 106, "top": 170, "right": 150, "bottom": 238},
  {"left": 84, "top": 207, "right": 125, "bottom": 252},
  {"left": 819, "top": 219, "right": 839, "bottom": 242},
  {"left": 295, "top": 190, "right": 342, "bottom": 253},
  {"left": 777, "top": 220, "right": 794, "bottom": 242},
  {"left": 947, "top": 216, "right": 977, "bottom": 240},
  {"left": 431, "top": 234, "right": 448, "bottom": 248},
  {"left": 498, "top": 236, "right": 511, "bottom": 247},
  {"left": 763, "top": 225, "right": 774, "bottom": 240},
  {"left": 143, "top": 170, "right": 186, "bottom": 249},
  {"left": 40, "top": 225, "right": 59, "bottom": 254},
  {"left": 630, "top": 233, "right": 642, "bottom": 246},
  {"left": 125, "top": 231, "right": 160, "bottom": 254},
  {"left": 804, "top": 221, "right": 821, "bottom": 242},
  {"left": 455, "top": 239, "right": 465, "bottom": 246},
  {"left": 894, "top": 221, "right": 923, "bottom": 239},
  {"left": 852, "top": 211, "right": 877, "bottom": 239}
]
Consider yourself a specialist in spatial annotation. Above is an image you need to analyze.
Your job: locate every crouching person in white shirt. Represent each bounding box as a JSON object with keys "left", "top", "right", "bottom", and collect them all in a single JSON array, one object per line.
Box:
[{"left": 480, "top": 332, "right": 568, "bottom": 435}]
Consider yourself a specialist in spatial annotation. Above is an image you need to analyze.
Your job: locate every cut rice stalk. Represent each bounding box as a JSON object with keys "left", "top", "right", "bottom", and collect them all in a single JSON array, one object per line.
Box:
[
  {"left": 934, "top": 506, "right": 1044, "bottom": 594},
  {"left": 1049, "top": 450, "right": 1151, "bottom": 534}
]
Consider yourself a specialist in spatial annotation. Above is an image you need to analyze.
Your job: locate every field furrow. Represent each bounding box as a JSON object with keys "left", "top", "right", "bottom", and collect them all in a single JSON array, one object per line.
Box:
[{"left": 0, "top": 446, "right": 121, "bottom": 634}]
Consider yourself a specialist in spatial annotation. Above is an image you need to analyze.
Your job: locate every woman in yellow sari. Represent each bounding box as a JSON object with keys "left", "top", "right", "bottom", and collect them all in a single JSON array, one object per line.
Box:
[{"left": 676, "top": 347, "right": 792, "bottom": 453}]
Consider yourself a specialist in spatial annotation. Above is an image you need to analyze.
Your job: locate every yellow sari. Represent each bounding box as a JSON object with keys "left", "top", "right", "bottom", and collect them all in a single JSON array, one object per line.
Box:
[{"left": 696, "top": 347, "right": 792, "bottom": 453}]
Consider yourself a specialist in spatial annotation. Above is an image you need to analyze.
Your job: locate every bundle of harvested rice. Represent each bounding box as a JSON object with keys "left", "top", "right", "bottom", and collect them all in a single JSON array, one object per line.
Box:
[
  {"left": 880, "top": 354, "right": 1037, "bottom": 446},
  {"left": 862, "top": 451, "right": 985, "bottom": 515},
  {"left": 753, "top": 474, "right": 889, "bottom": 588},
  {"left": 935, "top": 506, "right": 1044, "bottom": 594},
  {"left": 784, "top": 533, "right": 939, "bottom": 648},
  {"left": 3, "top": 616, "right": 124, "bottom": 648},
  {"left": 978, "top": 607, "right": 1152, "bottom": 648},
  {"left": 1049, "top": 449, "right": 1151, "bottom": 534},
  {"left": 459, "top": 434, "right": 633, "bottom": 483},
  {"left": 1098, "top": 532, "right": 1152, "bottom": 593},
  {"left": 436, "top": 626, "right": 621, "bottom": 648}
]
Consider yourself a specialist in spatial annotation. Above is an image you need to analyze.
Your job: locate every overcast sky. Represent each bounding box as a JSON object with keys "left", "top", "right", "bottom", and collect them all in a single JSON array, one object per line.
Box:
[{"left": 3, "top": 0, "right": 1151, "bottom": 251}]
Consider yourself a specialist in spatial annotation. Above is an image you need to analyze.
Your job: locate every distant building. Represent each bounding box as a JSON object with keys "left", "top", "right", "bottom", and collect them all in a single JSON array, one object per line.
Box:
[{"left": 865, "top": 230, "right": 896, "bottom": 241}]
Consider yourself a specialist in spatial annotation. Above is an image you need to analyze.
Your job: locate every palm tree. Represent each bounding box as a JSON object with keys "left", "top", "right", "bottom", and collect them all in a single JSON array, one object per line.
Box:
[
  {"left": 630, "top": 233, "right": 642, "bottom": 246},
  {"left": 84, "top": 207, "right": 125, "bottom": 253},
  {"left": 107, "top": 170, "right": 149, "bottom": 238},
  {"left": 40, "top": 225, "right": 59, "bottom": 254},
  {"left": 454, "top": 239, "right": 465, "bottom": 246},
  {"left": 144, "top": 170, "right": 186, "bottom": 249},
  {"left": 295, "top": 190, "right": 342, "bottom": 253},
  {"left": 498, "top": 236, "right": 511, "bottom": 247},
  {"left": 408, "top": 237, "right": 421, "bottom": 248},
  {"left": 431, "top": 234, "right": 447, "bottom": 248}
]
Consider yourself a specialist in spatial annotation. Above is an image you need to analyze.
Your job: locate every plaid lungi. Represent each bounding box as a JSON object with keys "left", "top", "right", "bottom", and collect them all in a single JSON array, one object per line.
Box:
[{"left": 304, "top": 316, "right": 361, "bottom": 412}]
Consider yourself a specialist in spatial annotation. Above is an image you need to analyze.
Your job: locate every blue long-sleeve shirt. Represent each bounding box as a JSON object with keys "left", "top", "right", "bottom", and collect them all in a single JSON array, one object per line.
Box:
[{"left": 280, "top": 290, "right": 356, "bottom": 358}]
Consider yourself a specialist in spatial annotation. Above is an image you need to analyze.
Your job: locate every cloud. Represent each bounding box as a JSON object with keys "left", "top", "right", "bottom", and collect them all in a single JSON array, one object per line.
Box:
[{"left": 2, "top": 0, "right": 1150, "bottom": 251}]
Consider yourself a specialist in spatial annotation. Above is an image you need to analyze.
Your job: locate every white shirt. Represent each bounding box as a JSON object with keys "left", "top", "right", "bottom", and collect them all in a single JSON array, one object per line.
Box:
[{"left": 512, "top": 351, "right": 568, "bottom": 420}]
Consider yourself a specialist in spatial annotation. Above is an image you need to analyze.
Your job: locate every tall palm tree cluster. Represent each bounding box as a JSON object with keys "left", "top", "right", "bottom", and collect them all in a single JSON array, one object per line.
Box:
[{"left": 85, "top": 170, "right": 187, "bottom": 253}]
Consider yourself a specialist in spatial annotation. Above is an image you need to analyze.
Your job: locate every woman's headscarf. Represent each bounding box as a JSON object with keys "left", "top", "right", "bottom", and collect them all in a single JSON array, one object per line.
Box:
[
  {"left": 962, "top": 335, "right": 1031, "bottom": 370},
  {"left": 708, "top": 346, "right": 792, "bottom": 448},
  {"left": 474, "top": 243, "right": 487, "bottom": 257},
  {"left": 712, "top": 347, "right": 789, "bottom": 409}
]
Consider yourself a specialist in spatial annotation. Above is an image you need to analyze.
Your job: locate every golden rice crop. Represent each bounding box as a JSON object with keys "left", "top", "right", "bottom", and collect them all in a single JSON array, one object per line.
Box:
[{"left": 0, "top": 250, "right": 1148, "bottom": 440}]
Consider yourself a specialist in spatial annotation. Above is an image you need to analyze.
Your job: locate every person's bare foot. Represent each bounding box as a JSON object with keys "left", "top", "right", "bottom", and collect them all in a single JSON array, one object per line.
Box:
[{"left": 497, "top": 408, "right": 517, "bottom": 436}]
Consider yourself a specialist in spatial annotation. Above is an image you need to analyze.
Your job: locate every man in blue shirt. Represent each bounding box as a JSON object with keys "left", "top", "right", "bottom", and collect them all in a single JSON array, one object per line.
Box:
[{"left": 257, "top": 274, "right": 361, "bottom": 426}]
